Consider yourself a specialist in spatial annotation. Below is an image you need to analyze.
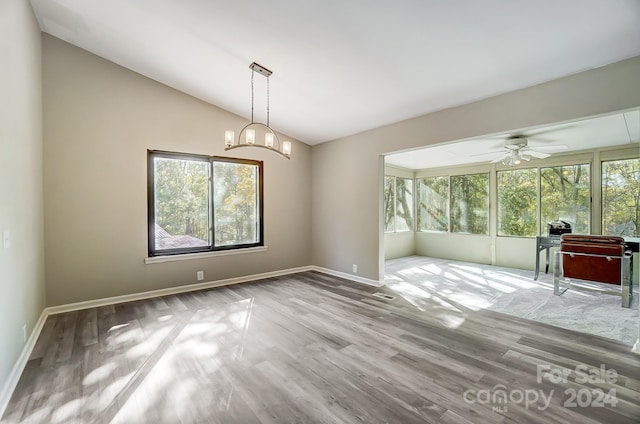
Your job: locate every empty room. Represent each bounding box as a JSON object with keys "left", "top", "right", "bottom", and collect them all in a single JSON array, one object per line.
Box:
[{"left": 2, "top": 1, "right": 640, "bottom": 423}]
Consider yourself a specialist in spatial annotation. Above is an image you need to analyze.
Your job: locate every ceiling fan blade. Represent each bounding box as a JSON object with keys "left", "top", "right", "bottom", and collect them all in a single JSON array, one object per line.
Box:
[
  {"left": 527, "top": 144, "right": 568, "bottom": 152},
  {"left": 525, "top": 123, "right": 578, "bottom": 138},
  {"left": 527, "top": 151, "right": 550, "bottom": 159},
  {"left": 469, "top": 150, "right": 504, "bottom": 157}
]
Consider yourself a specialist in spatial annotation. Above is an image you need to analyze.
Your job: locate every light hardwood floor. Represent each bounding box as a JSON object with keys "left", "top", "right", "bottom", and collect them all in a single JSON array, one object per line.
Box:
[{"left": 2, "top": 271, "right": 639, "bottom": 423}]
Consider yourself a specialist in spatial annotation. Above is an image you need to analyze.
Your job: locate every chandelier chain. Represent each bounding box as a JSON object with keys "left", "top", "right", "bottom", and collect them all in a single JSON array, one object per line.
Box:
[
  {"left": 267, "top": 77, "right": 270, "bottom": 127},
  {"left": 251, "top": 69, "right": 255, "bottom": 123}
]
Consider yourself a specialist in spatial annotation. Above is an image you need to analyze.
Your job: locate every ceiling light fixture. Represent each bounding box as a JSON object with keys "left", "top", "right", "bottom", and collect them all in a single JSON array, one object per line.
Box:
[
  {"left": 224, "top": 62, "right": 291, "bottom": 159},
  {"left": 501, "top": 154, "right": 519, "bottom": 166},
  {"left": 500, "top": 141, "right": 534, "bottom": 167}
]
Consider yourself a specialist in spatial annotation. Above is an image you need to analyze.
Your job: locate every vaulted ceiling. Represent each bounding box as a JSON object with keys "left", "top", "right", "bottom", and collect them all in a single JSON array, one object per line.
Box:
[{"left": 30, "top": 0, "right": 640, "bottom": 145}]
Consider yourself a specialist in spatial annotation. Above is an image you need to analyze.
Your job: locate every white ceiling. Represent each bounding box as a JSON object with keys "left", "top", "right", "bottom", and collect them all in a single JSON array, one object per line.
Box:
[
  {"left": 30, "top": 0, "right": 640, "bottom": 145},
  {"left": 385, "top": 110, "right": 640, "bottom": 170}
]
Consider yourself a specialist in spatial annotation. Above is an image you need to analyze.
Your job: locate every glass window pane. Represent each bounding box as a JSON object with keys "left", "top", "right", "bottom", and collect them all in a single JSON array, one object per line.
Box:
[
  {"left": 214, "top": 161, "right": 259, "bottom": 246},
  {"left": 395, "top": 178, "right": 413, "bottom": 232},
  {"left": 417, "top": 176, "right": 449, "bottom": 232},
  {"left": 602, "top": 158, "right": 640, "bottom": 236},
  {"left": 450, "top": 173, "right": 489, "bottom": 235},
  {"left": 154, "top": 157, "right": 210, "bottom": 250},
  {"left": 540, "top": 164, "right": 590, "bottom": 234},
  {"left": 384, "top": 176, "right": 395, "bottom": 233},
  {"left": 497, "top": 168, "right": 537, "bottom": 237}
]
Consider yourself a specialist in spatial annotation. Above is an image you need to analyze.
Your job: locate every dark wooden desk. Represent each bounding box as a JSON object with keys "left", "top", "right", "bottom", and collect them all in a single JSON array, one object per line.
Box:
[{"left": 535, "top": 235, "right": 639, "bottom": 280}]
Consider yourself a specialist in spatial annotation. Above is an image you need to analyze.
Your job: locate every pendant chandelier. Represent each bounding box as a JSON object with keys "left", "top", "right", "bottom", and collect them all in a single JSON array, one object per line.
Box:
[{"left": 224, "top": 62, "right": 291, "bottom": 159}]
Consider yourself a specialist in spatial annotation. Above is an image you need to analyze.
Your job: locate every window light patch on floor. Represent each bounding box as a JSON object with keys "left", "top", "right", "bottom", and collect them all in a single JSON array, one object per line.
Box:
[{"left": 386, "top": 281, "right": 468, "bottom": 328}]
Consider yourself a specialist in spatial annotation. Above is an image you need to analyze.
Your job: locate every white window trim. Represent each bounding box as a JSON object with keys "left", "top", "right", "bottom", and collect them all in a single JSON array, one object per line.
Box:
[{"left": 145, "top": 245, "right": 268, "bottom": 264}]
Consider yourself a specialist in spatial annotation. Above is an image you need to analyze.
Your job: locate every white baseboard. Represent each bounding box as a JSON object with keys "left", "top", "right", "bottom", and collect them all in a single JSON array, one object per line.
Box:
[
  {"left": 0, "top": 264, "right": 380, "bottom": 417},
  {"left": 45, "top": 266, "right": 314, "bottom": 315},
  {"left": 0, "top": 309, "right": 48, "bottom": 419},
  {"left": 311, "top": 266, "right": 384, "bottom": 287},
  {"left": 633, "top": 339, "right": 640, "bottom": 354}
]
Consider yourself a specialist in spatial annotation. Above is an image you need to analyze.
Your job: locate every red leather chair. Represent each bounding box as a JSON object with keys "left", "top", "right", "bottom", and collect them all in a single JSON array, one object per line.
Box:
[{"left": 553, "top": 234, "right": 632, "bottom": 307}]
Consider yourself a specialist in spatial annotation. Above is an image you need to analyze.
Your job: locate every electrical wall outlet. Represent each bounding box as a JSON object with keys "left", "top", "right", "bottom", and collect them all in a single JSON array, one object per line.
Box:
[
  {"left": 197, "top": 271, "right": 204, "bottom": 281},
  {"left": 352, "top": 264, "right": 358, "bottom": 273},
  {"left": 2, "top": 230, "right": 10, "bottom": 249},
  {"left": 22, "top": 324, "right": 27, "bottom": 344}
]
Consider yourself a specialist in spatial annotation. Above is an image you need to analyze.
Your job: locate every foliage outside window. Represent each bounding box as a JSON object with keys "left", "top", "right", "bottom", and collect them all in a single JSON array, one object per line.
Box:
[
  {"left": 450, "top": 173, "right": 489, "bottom": 235},
  {"left": 417, "top": 176, "right": 449, "bottom": 232},
  {"left": 384, "top": 176, "right": 413, "bottom": 233},
  {"left": 497, "top": 168, "right": 537, "bottom": 236},
  {"left": 148, "top": 151, "right": 262, "bottom": 256},
  {"left": 384, "top": 176, "right": 395, "bottom": 232},
  {"left": 540, "top": 164, "right": 590, "bottom": 234},
  {"left": 602, "top": 158, "right": 640, "bottom": 236}
]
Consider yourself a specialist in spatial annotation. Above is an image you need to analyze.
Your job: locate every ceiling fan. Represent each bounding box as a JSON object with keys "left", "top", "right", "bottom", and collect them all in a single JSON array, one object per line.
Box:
[{"left": 474, "top": 135, "right": 568, "bottom": 166}]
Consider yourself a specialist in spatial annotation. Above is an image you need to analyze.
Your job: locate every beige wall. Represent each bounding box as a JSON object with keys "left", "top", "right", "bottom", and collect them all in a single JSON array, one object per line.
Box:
[
  {"left": 0, "top": 0, "right": 45, "bottom": 398},
  {"left": 312, "top": 56, "right": 640, "bottom": 281},
  {"left": 42, "top": 35, "right": 312, "bottom": 306}
]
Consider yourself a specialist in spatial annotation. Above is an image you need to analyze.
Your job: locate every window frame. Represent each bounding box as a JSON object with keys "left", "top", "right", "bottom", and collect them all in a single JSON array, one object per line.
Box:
[
  {"left": 384, "top": 175, "right": 414, "bottom": 233},
  {"left": 601, "top": 157, "right": 640, "bottom": 237},
  {"left": 147, "top": 150, "right": 264, "bottom": 257},
  {"left": 496, "top": 167, "right": 539, "bottom": 238},
  {"left": 449, "top": 172, "right": 490, "bottom": 235},
  {"left": 539, "top": 162, "right": 591, "bottom": 236},
  {"left": 416, "top": 175, "right": 450, "bottom": 233}
]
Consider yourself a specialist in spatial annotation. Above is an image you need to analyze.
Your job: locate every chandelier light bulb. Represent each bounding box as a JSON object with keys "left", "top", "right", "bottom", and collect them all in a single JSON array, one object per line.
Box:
[
  {"left": 282, "top": 141, "right": 292, "bottom": 156},
  {"left": 265, "top": 132, "right": 274, "bottom": 148},
  {"left": 246, "top": 128, "right": 255, "bottom": 145},
  {"left": 225, "top": 130, "right": 235, "bottom": 147}
]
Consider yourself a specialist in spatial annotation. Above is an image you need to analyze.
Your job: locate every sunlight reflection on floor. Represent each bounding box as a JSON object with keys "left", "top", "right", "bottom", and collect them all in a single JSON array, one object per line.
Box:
[
  {"left": 385, "top": 256, "right": 639, "bottom": 345},
  {"left": 106, "top": 297, "right": 255, "bottom": 423}
]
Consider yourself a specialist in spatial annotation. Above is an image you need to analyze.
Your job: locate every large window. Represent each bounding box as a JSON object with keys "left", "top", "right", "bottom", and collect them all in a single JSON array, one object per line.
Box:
[
  {"left": 409, "top": 154, "right": 636, "bottom": 239},
  {"left": 148, "top": 151, "right": 263, "bottom": 256},
  {"left": 384, "top": 176, "right": 413, "bottom": 232},
  {"left": 541, "top": 164, "right": 590, "bottom": 234},
  {"left": 497, "top": 168, "right": 538, "bottom": 236},
  {"left": 417, "top": 176, "right": 449, "bottom": 232},
  {"left": 450, "top": 173, "right": 489, "bottom": 234},
  {"left": 602, "top": 158, "right": 640, "bottom": 236},
  {"left": 415, "top": 173, "right": 489, "bottom": 234}
]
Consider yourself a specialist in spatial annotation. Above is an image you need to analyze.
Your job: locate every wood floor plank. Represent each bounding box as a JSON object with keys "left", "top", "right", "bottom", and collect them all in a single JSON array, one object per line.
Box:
[{"left": 2, "top": 269, "right": 639, "bottom": 424}]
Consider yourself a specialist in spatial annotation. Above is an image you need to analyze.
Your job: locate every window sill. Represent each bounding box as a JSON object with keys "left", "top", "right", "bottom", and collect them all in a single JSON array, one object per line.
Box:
[{"left": 145, "top": 245, "right": 268, "bottom": 264}]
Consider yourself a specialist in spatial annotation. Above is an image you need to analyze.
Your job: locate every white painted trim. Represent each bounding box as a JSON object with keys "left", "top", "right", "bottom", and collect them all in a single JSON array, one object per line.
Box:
[
  {"left": 0, "top": 310, "right": 48, "bottom": 419},
  {"left": 632, "top": 339, "right": 640, "bottom": 354},
  {"left": 46, "top": 266, "right": 313, "bottom": 315},
  {"left": 44, "top": 265, "right": 381, "bottom": 316},
  {"left": 144, "top": 245, "right": 268, "bottom": 264},
  {"left": 311, "top": 266, "right": 384, "bottom": 287}
]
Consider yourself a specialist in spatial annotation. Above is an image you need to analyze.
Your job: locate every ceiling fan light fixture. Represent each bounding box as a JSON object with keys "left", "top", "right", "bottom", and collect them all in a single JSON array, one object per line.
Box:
[{"left": 512, "top": 151, "right": 521, "bottom": 165}]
